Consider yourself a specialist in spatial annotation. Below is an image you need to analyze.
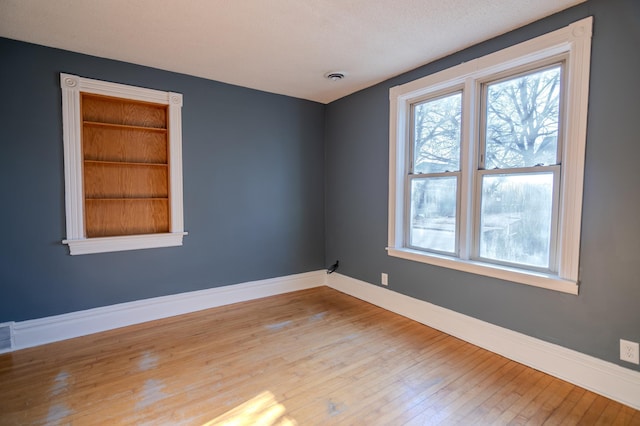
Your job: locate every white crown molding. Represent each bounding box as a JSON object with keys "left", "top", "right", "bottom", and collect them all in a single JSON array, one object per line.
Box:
[
  {"left": 327, "top": 273, "right": 640, "bottom": 411},
  {"left": 9, "top": 270, "right": 325, "bottom": 352}
]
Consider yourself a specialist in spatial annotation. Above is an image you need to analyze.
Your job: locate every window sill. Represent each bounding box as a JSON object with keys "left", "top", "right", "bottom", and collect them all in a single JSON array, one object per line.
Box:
[
  {"left": 386, "top": 247, "right": 578, "bottom": 295},
  {"left": 63, "top": 232, "right": 188, "bottom": 255}
]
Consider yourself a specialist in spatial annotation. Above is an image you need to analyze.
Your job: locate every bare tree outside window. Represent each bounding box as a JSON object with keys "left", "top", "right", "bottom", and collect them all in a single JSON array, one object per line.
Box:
[
  {"left": 413, "top": 92, "right": 462, "bottom": 174},
  {"left": 484, "top": 65, "right": 561, "bottom": 169}
]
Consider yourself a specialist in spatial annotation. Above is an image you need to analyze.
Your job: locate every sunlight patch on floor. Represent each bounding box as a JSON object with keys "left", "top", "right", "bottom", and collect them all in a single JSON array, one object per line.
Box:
[{"left": 202, "top": 391, "right": 296, "bottom": 426}]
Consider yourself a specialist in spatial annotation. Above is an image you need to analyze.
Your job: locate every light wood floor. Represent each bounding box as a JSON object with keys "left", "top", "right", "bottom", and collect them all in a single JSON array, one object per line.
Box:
[{"left": 1, "top": 286, "right": 638, "bottom": 425}]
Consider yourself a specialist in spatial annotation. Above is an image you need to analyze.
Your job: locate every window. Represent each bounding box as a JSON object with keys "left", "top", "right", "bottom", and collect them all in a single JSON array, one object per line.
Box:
[
  {"left": 388, "top": 18, "right": 592, "bottom": 294},
  {"left": 61, "top": 74, "right": 187, "bottom": 255}
]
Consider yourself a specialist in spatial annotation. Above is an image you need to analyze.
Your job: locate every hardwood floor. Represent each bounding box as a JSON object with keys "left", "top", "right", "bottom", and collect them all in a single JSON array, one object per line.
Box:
[{"left": 1, "top": 286, "right": 638, "bottom": 425}]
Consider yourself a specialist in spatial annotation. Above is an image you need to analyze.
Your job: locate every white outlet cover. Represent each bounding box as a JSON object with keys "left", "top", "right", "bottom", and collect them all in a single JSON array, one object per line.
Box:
[
  {"left": 620, "top": 339, "right": 640, "bottom": 364},
  {"left": 381, "top": 273, "right": 388, "bottom": 286}
]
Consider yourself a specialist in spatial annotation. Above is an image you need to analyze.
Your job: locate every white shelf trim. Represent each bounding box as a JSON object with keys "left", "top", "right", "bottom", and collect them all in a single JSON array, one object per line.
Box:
[
  {"left": 63, "top": 232, "right": 188, "bottom": 255},
  {"left": 60, "top": 74, "right": 186, "bottom": 255}
]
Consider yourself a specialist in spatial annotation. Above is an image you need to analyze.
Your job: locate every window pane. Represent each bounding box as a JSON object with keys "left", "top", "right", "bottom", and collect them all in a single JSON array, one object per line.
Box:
[
  {"left": 479, "top": 172, "right": 554, "bottom": 268},
  {"left": 485, "top": 66, "right": 561, "bottom": 169},
  {"left": 413, "top": 92, "right": 461, "bottom": 174},
  {"left": 410, "top": 177, "right": 457, "bottom": 253}
]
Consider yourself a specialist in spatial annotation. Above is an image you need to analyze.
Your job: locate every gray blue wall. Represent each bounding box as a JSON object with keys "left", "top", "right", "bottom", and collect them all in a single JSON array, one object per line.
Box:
[
  {"left": 0, "top": 38, "right": 326, "bottom": 322},
  {"left": 325, "top": 0, "right": 640, "bottom": 370}
]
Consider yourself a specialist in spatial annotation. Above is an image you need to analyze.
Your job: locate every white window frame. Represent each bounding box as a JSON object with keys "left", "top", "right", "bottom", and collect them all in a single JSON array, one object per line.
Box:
[
  {"left": 388, "top": 17, "right": 592, "bottom": 294},
  {"left": 60, "top": 73, "right": 187, "bottom": 255}
]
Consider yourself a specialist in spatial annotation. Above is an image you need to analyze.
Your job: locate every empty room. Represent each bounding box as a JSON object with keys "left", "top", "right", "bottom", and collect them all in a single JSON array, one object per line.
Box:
[{"left": 1, "top": 0, "right": 639, "bottom": 424}]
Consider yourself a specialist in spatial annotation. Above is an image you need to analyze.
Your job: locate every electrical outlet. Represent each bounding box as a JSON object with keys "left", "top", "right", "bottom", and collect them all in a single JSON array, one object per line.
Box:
[
  {"left": 620, "top": 339, "right": 639, "bottom": 364},
  {"left": 381, "top": 273, "right": 388, "bottom": 286}
]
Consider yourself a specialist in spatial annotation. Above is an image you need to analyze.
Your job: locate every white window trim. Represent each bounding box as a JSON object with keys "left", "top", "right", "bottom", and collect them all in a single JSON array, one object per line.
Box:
[
  {"left": 388, "top": 17, "right": 592, "bottom": 295},
  {"left": 60, "top": 73, "right": 187, "bottom": 255}
]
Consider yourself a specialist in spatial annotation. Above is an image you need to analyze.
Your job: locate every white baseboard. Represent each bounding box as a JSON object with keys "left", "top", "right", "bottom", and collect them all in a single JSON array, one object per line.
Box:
[
  {"left": 7, "top": 270, "right": 325, "bottom": 353},
  {"left": 327, "top": 273, "right": 640, "bottom": 411}
]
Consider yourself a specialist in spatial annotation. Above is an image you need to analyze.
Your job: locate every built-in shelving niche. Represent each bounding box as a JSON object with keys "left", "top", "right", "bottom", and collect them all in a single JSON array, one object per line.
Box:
[
  {"left": 61, "top": 73, "right": 186, "bottom": 255},
  {"left": 81, "top": 94, "right": 170, "bottom": 237}
]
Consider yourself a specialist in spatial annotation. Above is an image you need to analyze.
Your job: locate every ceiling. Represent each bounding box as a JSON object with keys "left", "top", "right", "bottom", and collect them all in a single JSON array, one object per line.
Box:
[{"left": 0, "top": 0, "right": 585, "bottom": 104}]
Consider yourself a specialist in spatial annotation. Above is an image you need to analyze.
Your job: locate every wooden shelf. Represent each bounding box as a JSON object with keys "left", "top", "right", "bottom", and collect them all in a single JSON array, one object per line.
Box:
[
  {"left": 85, "top": 198, "right": 169, "bottom": 238},
  {"left": 84, "top": 160, "right": 168, "bottom": 167},
  {"left": 83, "top": 120, "right": 168, "bottom": 164},
  {"left": 85, "top": 197, "right": 169, "bottom": 201},
  {"left": 83, "top": 121, "right": 167, "bottom": 132},
  {"left": 82, "top": 93, "right": 167, "bottom": 128},
  {"left": 84, "top": 162, "right": 168, "bottom": 199}
]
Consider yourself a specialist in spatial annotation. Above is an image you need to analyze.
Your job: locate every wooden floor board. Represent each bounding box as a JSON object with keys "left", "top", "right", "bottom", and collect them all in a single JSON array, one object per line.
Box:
[
  {"left": 356, "top": 341, "right": 484, "bottom": 424},
  {"left": 595, "top": 400, "right": 625, "bottom": 426},
  {"left": 336, "top": 334, "right": 454, "bottom": 409},
  {"left": 540, "top": 385, "right": 586, "bottom": 425},
  {"left": 460, "top": 363, "right": 534, "bottom": 423},
  {"left": 428, "top": 359, "right": 522, "bottom": 424},
  {"left": 334, "top": 334, "right": 463, "bottom": 423},
  {"left": 405, "top": 353, "right": 513, "bottom": 424},
  {"left": 0, "top": 286, "right": 637, "bottom": 425},
  {"left": 578, "top": 396, "right": 613, "bottom": 425}
]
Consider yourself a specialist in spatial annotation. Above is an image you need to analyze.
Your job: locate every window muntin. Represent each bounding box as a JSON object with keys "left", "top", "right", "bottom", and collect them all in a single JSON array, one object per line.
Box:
[{"left": 388, "top": 17, "right": 592, "bottom": 294}]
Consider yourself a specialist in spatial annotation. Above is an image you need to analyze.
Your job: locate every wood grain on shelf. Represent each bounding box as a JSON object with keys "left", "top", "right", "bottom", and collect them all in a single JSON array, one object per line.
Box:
[
  {"left": 83, "top": 125, "right": 167, "bottom": 164},
  {"left": 81, "top": 93, "right": 167, "bottom": 128},
  {"left": 85, "top": 198, "right": 169, "bottom": 237},
  {"left": 80, "top": 92, "right": 171, "bottom": 237},
  {"left": 84, "top": 161, "right": 168, "bottom": 199},
  {"left": 83, "top": 121, "right": 168, "bottom": 132}
]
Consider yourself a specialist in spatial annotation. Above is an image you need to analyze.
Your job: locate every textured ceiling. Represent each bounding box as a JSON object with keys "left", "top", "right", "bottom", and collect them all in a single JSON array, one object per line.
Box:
[{"left": 0, "top": 0, "right": 585, "bottom": 103}]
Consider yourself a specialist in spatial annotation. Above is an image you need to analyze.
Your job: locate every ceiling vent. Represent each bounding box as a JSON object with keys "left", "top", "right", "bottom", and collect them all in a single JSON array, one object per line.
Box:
[{"left": 325, "top": 72, "right": 346, "bottom": 81}]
